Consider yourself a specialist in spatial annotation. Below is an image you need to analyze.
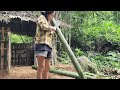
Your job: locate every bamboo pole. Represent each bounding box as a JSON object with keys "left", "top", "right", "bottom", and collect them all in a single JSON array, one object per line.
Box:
[
  {"left": 49, "top": 69, "right": 96, "bottom": 79},
  {"left": 32, "top": 65, "right": 96, "bottom": 79},
  {"left": 51, "top": 18, "right": 86, "bottom": 79}
]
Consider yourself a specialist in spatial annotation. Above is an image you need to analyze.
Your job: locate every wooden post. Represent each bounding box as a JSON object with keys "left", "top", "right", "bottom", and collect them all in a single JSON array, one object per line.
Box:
[
  {"left": 34, "top": 53, "right": 38, "bottom": 66},
  {"left": 52, "top": 18, "right": 86, "bottom": 79},
  {"left": 7, "top": 27, "right": 11, "bottom": 72},
  {"left": 33, "top": 37, "right": 38, "bottom": 66},
  {"left": 69, "top": 29, "right": 71, "bottom": 46},
  {"left": 51, "top": 34, "right": 57, "bottom": 65},
  {"left": 1, "top": 27, "right": 5, "bottom": 70},
  {"left": 1, "top": 42, "right": 4, "bottom": 70}
]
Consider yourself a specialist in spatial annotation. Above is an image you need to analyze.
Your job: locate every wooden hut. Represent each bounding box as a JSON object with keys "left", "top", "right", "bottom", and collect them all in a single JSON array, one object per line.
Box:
[{"left": 0, "top": 11, "right": 37, "bottom": 71}]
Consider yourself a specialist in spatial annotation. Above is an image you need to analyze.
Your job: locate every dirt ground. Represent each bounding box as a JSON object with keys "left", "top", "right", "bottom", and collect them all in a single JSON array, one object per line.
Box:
[
  {"left": 1, "top": 64, "right": 120, "bottom": 79},
  {"left": 0, "top": 64, "right": 75, "bottom": 79}
]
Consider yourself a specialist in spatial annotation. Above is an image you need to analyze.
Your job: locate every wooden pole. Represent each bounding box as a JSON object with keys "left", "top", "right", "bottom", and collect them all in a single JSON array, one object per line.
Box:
[
  {"left": 7, "top": 27, "right": 11, "bottom": 72},
  {"left": 52, "top": 18, "right": 86, "bottom": 79},
  {"left": 33, "top": 37, "right": 38, "bottom": 66},
  {"left": 1, "top": 27, "right": 5, "bottom": 70},
  {"left": 52, "top": 35, "right": 57, "bottom": 65}
]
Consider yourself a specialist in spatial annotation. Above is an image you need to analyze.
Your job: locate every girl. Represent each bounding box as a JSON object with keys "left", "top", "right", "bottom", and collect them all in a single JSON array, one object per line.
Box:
[{"left": 35, "top": 11, "right": 56, "bottom": 79}]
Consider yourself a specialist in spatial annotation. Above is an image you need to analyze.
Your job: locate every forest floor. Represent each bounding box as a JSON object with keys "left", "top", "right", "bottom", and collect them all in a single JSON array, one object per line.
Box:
[
  {"left": 0, "top": 63, "right": 120, "bottom": 79},
  {"left": 0, "top": 64, "right": 75, "bottom": 79}
]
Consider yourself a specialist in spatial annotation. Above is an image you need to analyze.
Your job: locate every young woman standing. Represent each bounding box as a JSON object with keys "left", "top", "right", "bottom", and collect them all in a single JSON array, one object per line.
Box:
[{"left": 35, "top": 11, "right": 56, "bottom": 79}]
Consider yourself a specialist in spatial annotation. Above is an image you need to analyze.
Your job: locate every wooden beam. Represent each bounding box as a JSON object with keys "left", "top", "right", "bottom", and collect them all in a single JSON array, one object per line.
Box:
[
  {"left": 0, "top": 48, "right": 7, "bottom": 50},
  {"left": 0, "top": 30, "right": 9, "bottom": 32}
]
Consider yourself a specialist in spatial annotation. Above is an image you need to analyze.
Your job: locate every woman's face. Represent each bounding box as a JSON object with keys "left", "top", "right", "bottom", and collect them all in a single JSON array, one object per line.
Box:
[{"left": 47, "top": 12, "right": 55, "bottom": 21}]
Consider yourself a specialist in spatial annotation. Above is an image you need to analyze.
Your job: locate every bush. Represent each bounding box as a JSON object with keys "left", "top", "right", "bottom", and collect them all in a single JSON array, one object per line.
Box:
[
  {"left": 74, "top": 48, "right": 85, "bottom": 57},
  {"left": 11, "top": 33, "right": 33, "bottom": 43},
  {"left": 87, "top": 51, "right": 120, "bottom": 70},
  {"left": 70, "top": 11, "right": 120, "bottom": 52},
  {"left": 58, "top": 51, "right": 71, "bottom": 64}
]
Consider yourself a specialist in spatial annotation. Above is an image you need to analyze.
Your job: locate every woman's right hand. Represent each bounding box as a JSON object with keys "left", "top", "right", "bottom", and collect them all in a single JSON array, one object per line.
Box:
[
  {"left": 50, "top": 27, "right": 56, "bottom": 34},
  {"left": 51, "top": 27, "right": 56, "bottom": 32}
]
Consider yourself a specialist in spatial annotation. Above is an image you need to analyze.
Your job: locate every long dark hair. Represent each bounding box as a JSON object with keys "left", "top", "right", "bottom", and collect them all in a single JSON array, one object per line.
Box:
[{"left": 41, "top": 11, "right": 54, "bottom": 20}]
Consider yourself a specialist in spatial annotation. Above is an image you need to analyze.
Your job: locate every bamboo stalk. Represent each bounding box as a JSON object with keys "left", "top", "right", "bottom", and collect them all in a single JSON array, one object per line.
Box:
[
  {"left": 51, "top": 18, "right": 85, "bottom": 79},
  {"left": 32, "top": 65, "right": 96, "bottom": 79}
]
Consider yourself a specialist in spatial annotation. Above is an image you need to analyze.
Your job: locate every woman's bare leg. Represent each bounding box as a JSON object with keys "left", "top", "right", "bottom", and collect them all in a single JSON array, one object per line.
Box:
[
  {"left": 42, "top": 59, "right": 50, "bottom": 79},
  {"left": 37, "top": 56, "right": 45, "bottom": 79}
]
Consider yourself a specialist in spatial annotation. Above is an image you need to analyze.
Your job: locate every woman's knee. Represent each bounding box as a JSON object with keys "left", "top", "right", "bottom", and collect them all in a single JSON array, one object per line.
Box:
[
  {"left": 37, "top": 56, "right": 45, "bottom": 71},
  {"left": 44, "top": 67, "right": 49, "bottom": 72},
  {"left": 38, "top": 65, "right": 45, "bottom": 71},
  {"left": 44, "top": 64, "right": 50, "bottom": 72}
]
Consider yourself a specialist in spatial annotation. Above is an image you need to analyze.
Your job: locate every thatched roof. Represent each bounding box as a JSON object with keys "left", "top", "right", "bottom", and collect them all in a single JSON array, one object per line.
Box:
[
  {"left": 0, "top": 11, "right": 38, "bottom": 36},
  {"left": 0, "top": 11, "right": 72, "bottom": 37},
  {"left": 0, "top": 11, "right": 39, "bottom": 21}
]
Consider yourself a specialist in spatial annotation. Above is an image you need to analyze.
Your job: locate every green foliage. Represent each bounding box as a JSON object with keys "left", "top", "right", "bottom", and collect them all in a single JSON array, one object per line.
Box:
[
  {"left": 59, "top": 51, "right": 71, "bottom": 64},
  {"left": 59, "top": 11, "right": 120, "bottom": 51},
  {"left": 87, "top": 51, "right": 120, "bottom": 70},
  {"left": 57, "top": 11, "right": 120, "bottom": 76},
  {"left": 11, "top": 33, "right": 33, "bottom": 43},
  {"left": 58, "top": 48, "right": 85, "bottom": 64},
  {"left": 83, "top": 20, "right": 120, "bottom": 48},
  {"left": 74, "top": 48, "right": 84, "bottom": 57}
]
